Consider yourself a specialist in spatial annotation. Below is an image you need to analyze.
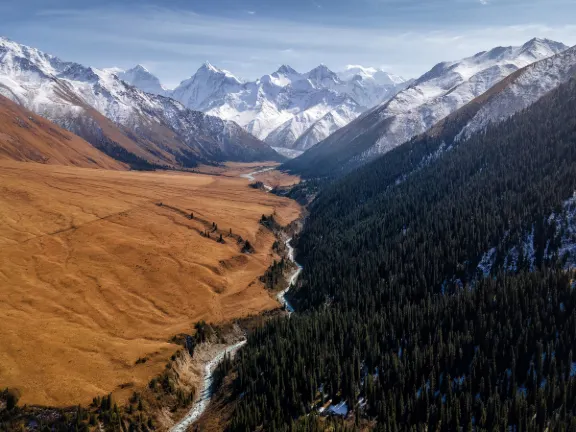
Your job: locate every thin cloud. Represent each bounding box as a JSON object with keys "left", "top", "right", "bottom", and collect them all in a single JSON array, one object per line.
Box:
[{"left": 4, "top": 4, "right": 576, "bottom": 87}]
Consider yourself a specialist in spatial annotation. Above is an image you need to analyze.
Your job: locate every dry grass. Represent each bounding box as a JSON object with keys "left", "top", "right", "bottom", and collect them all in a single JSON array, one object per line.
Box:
[
  {"left": 195, "top": 161, "right": 300, "bottom": 188},
  {"left": 252, "top": 169, "right": 300, "bottom": 188},
  {"left": 194, "top": 161, "right": 279, "bottom": 177},
  {"left": 0, "top": 95, "right": 125, "bottom": 170},
  {"left": 0, "top": 160, "right": 300, "bottom": 407}
]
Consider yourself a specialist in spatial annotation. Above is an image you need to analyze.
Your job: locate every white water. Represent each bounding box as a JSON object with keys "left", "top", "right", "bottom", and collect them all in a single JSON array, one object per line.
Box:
[
  {"left": 170, "top": 180, "right": 303, "bottom": 430},
  {"left": 277, "top": 238, "right": 303, "bottom": 314},
  {"left": 170, "top": 340, "right": 247, "bottom": 432}
]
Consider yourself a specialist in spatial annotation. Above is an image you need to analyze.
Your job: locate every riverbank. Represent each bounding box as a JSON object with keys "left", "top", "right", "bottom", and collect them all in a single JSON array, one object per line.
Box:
[
  {"left": 167, "top": 236, "right": 305, "bottom": 431},
  {"left": 276, "top": 238, "right": 303, "bottom": 313},
  {"left": 169, "top": 340, "right": 247, "bottom": 432},
  {"left": 164, "top": 169, "right": 304, "bottom": 431}
]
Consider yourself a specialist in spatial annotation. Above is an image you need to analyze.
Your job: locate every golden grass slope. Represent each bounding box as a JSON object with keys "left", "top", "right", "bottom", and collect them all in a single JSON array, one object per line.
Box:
[
  {"left": 0, "top": 161, "right": 300, "bottom": 407},
  {"left": 0, "top": 95, "right": 126, "bottom": 170}
]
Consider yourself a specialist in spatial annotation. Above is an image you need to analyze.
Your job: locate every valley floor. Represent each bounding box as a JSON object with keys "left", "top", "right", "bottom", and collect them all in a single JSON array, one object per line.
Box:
[
  {"left": 194, "top": 162, "right": 300, "bottom": 188},
  {"left": 0, "top": 160, "right": 300, "bottom": 407}
]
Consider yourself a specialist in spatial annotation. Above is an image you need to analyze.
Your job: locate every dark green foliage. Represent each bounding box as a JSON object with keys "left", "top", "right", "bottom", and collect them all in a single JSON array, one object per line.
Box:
[
  {"left": 227, "top": 78, "right": 576, "bottom": 431},
  {"left": 194, "top": 320, "right": 214, "bottom": 344},
  {"left": 174, "top": 148, "right": 200, "bottom": 168},
  {"left": 250, "top": 181, "right": 265, "bottom": 189},
  {"left": 94, "top": 136, "right": 163, "bottom": 171},
  {"left": 261, "top": 258, "right": 287, "bottom": 290},
  {"left": 4, "top": 390, "right": 18, "bottom": 412},
  {"left": 213, "top": 352, "right": 233, "bottom": 391},
  {"left": 242, "top": 240, "right": 254, "bottom": 254},
  {"left": 280, "top": 179, "right": 325, "bottom": 206},
  {"left": 260, "top": 214, "right": 280, "bottom": 231}
]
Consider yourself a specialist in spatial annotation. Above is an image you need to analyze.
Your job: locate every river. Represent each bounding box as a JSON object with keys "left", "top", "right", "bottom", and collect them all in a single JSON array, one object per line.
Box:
[
  {"left": 170, "top": 172, "right": 302, "bottom": 430},
  {"left": 169, "top": 340, "right": 247, "bottom": 432},
  {"left": 239, "top": 167, "right": 275, "bottom": 191},
  {"left": 276, "top": 238, "right": 302, "bottom": 314}
]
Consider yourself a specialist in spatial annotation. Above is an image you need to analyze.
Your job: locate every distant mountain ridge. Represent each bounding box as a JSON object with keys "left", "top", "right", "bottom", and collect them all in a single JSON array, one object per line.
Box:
[
  {"left": 0, "top": 36, "right": 282, "bottom": 169},
  {"left": 116, "top": 61, "right": 409, "bottom": 152},
  {"left": 282, "top": 38, "right": 569, "bottom": 177}
]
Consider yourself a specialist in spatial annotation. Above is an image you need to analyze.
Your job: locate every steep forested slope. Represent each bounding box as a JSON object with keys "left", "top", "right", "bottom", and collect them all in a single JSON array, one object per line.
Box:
[{"left": 227, "top": 77, "right": 576, "bottom": 431}]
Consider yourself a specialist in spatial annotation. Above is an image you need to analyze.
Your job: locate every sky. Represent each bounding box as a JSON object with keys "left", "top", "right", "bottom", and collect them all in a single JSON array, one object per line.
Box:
[{"left": 1, "top": 0, "right": 576, "bottom": 88}]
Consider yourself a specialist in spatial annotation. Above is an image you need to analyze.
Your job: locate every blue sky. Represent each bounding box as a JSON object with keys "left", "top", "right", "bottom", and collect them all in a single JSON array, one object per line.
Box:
[{"left": 1, "top": 0, "right": 576, "bottom": 87}]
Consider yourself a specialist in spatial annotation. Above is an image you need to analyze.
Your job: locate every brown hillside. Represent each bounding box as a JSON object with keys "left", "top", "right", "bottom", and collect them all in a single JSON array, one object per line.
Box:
[
  {"left": 0, "top": 161, "right": 301, "bottom": 407},
  {"left": 0, "top": 95, "right": 126, "bottom": 170}
]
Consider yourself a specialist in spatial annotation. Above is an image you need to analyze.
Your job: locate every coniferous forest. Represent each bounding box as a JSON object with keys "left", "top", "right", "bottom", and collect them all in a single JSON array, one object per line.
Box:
[{"left": 225, "top": 78, "right": 576, "bottom": 431}]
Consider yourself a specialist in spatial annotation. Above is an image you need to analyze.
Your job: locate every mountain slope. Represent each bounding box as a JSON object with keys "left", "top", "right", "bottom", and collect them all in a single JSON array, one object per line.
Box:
[
  {"left": 0, "top": 94, "right": 126, "bottom": 169},
  {"left": 229, "top": 72, "right": 576, "bottom": 432},
  {"left": 283, "top": 38, "right": 568, "bottom": 177},
  {"left": 332, "top": 43, "right": 576, "bottom": 192},
  {"left": 166, "top": 63, "right": 407, "bottom": 151},
  {"left": 0, "top": 37, "right": 282, "bottom": 168}
]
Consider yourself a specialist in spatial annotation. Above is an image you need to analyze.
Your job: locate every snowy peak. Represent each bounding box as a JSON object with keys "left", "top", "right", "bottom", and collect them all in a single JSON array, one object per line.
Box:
[
  {"left": 339, "top": 65, "right": 378, "bottom": 80},
  {"left": 275, "top": 64, "right": 299, "bottom": 76},
  {"left": 519, "top": 38, "right": 568, "bottom": 59},
  {"left": 0, "top": 36, "right": 282, "bottom": 167},
  {"left": 265, "top": 64, "right": 302, "bottom": 87},
  {"left": 413, "top": 38, "right": 567, "bottom": 90},
  {"left": 170, "top": 62, "right": 244, "bottom": 112},
  {"left": 59, "top": 63, "right": 100, "bottom": 82},
  {"left": 117, "top": 64, "right": 168, "bottom": 96},
  {"left": 306, "top": 64, "right": 340, "bottom": 87},
  {"left": 130, "top": 64, "right": 149, "bottom": 73},
  {"left": 457, "top": 44, "right": 576, "bottom": 140},
  {"left": 194, "top": 61, "right": 242, "bottom": 83},
  {"left": 284, "top": 37, "right": 569, "bottom": 175},
  {"left": 170, "top": 60, "right": 409, "bottom": 151},
  {"left": 0, "top": 36, "right": 70, "bottom": 78},
  {"left": 339, "top": 65, "right": 407, "bottom": 87}
]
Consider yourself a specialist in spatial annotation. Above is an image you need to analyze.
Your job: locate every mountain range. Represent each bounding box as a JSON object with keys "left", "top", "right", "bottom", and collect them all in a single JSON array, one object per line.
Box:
[
  {"left": 115, "top": 62, "right": 409, "bottom": 152},
  {"left": 1, "top": 35, "right": 574, "bottom": 177},
  {"left": 0, "top": 36, "right": 282, "bottom": 170},
  {"left": 283, "top": 38, "right": 570, "bottom": 177}
]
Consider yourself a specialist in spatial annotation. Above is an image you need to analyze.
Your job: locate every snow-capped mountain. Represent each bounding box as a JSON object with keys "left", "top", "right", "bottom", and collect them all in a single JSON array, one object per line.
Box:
[
  {"left": 284, "top": 38, "right": 568, "bottom": 176},
  {"left": 456, "top": 44, "right": 576, "bottom": 140},
  {"left": 123, "top": 62, "right": 408, "bottom": 152},
  {"left": 170, "top": 62, "right": 244, "bottom": 112},
  {"left": 338, "top": 65, "right": 406, "bottom": 86},
  {"left": 112, "top": 64, "right": 169, "bottom": 97},
  {"left": 0, "top": 37, "right": 282, "bottom": 168}
]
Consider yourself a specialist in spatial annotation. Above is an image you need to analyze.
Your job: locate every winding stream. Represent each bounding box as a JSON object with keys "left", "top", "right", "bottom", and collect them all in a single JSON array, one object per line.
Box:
[
  {"left": 277, "top": 238, "right": 302, "bottom": 314},
  {"left": 170, "top": 172, "right": 303, "bottom": 430},
  {"left": 239, "top": 167, "right": 275, "bottom": 191},
  {"left": 170, "top": 341, "right": 247, "bottom": 432}
]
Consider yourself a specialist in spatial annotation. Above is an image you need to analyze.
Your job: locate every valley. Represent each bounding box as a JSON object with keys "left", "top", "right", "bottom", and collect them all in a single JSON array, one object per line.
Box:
[
  {"left": 1, "top": 5, "right": 576, "bottom": 429},
  {"left": 0, "top": 160, "right": 300, "bottom": 408}
]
